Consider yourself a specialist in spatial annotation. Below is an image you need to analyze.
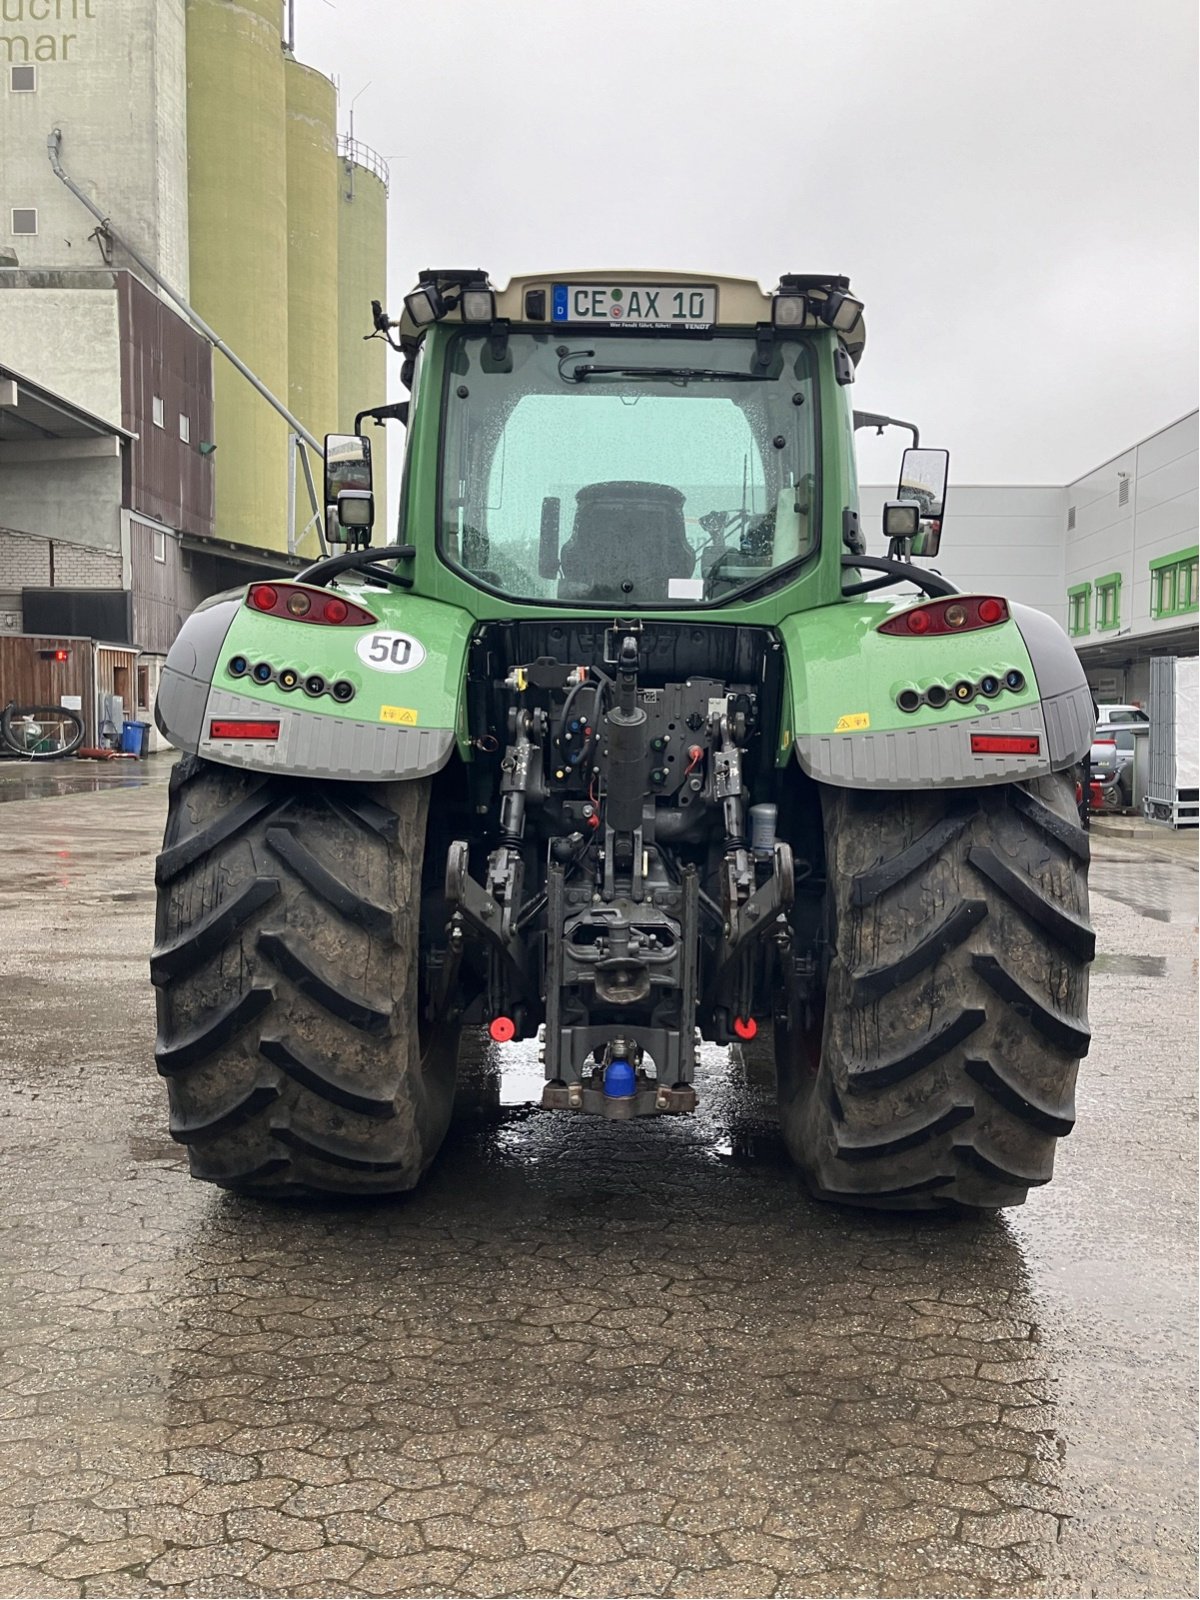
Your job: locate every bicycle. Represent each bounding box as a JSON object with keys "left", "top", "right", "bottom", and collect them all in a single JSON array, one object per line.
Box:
[{"left": 1, "top": 700, "right": 86, "bottom": 760}]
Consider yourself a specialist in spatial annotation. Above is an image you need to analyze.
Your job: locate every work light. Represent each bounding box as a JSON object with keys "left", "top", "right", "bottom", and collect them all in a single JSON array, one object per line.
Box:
[
  {"left": 404, "top": 285, "right": 444, "bottom": 325},
  {"left": 772, "top": 292, "right": 807, "bottom": 327},
  {"left": 461, "top": 287, "right": 497, "bottom": 322}
]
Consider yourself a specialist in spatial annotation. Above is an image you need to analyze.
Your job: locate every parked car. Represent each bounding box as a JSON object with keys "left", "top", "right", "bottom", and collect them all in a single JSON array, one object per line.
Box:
[{"left": 1095, "top": 702, "right": 1149, "bottom": 727}]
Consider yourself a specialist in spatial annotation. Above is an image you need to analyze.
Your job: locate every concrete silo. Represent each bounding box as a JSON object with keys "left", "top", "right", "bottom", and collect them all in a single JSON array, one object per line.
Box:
[
  {"left": 284, "top": 57, "right": 338, "bottom": 555},
  {"left": 186, "top": 0, "right": 290, "bottom": 554},
  {"left": 337, "top": 141, "right": 389, "bottom": 522}
]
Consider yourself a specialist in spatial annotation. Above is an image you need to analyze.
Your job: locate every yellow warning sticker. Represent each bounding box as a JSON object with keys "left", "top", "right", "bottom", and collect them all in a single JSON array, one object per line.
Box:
[
  {"left": 380, "top": 705, "right": 419, "bottom": 726},
  {"left": 835, "top": 712, "right": 871, "bottom": 732}
]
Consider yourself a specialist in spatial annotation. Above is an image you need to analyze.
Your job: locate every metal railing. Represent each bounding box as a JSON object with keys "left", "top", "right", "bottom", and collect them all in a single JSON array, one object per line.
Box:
[{"left": 338, "top": 135, "right": 390, "bottom": 193}]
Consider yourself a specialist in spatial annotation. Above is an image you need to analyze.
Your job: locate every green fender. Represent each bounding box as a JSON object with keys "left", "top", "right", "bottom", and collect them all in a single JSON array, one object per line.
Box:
[
  {"left": 777, "top": 597, "right": 1094, "bottom": 789},
  {"left": 155, "top": 583, "right": 475, "bottom": 781}
]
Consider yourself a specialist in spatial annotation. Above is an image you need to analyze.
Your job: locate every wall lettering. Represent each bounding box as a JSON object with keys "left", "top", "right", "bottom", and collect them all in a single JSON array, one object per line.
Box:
[{"left": 1, "top": 0, "right": 95, "bottom": 62}]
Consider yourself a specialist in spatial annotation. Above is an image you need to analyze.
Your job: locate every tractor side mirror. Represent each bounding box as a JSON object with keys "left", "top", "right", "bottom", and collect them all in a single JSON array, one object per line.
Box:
[
  {"left": 894, "top": 446, "right": 949, "bottom": 559},
  {"left": 538, "top": 496, "right": 561, "bottom": 579},
  {"left": 324, "top": 433, "right": 374, "bottom": 545}
]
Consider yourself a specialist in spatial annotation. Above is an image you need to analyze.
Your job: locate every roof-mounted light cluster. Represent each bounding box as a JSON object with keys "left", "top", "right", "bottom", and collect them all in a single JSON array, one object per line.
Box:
[
  {"left": 773, "top": 274, "right": 864, "bottom": 333},
  {"left": 404, "top": 269, "right": 495, "bottom": 327}
]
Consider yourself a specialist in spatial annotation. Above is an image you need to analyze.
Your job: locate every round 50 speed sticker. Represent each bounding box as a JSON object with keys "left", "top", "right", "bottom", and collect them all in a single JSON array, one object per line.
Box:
[{"left": 356, "top": 630, "right": 427, "bottom": 673}]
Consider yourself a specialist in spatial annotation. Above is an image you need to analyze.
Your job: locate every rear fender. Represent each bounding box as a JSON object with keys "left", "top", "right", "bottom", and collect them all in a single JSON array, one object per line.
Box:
[
  {"left": 778, "top": 598, "right": 1094, "bottom": 789},
  {"left": 155, "top": 586, "right": 473, "bottom": 781}
]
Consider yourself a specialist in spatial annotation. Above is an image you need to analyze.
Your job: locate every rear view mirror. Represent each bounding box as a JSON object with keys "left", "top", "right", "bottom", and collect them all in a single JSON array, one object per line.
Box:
[
  {"left": 896, "top": 446, "right": 949, "bottom": 559},
  {"left": 324, "top": 433, "right": 374, "bottom": 545}
]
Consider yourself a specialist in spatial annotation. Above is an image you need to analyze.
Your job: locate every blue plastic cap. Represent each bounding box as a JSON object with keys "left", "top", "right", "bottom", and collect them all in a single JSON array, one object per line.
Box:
[{"left": 603, "top": 1058, "right": 637, "bottom": 1098}]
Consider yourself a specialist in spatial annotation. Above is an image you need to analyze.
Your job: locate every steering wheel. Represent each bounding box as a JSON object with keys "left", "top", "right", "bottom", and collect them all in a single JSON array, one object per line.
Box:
[
  {"left": 840, "top": 554, "right": 958, "bottom": 598},
  {"left": 296, "top": 543, "right": 416, "bottom": 590}
]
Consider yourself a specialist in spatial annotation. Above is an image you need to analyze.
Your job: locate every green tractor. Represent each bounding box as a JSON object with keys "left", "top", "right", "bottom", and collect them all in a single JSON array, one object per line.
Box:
[{"left": 152, "top": 270, "right": 1094, "bottom": 1209}]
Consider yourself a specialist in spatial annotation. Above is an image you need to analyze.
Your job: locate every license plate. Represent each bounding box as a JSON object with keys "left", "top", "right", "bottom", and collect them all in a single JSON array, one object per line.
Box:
[{"left": 551, "top": 283, "right": 716, "bottom": 327}]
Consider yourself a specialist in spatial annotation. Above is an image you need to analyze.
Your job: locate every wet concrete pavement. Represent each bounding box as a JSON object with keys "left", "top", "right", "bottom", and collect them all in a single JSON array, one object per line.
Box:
[{"left": 0, "top": 758, "right": 1196, "bottom": 1598}]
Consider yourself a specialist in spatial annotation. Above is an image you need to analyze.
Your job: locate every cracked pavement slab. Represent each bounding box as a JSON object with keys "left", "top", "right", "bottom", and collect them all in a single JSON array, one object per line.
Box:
[{"left": 0, "top": 761, "right": 1196, "bottom": 1598}]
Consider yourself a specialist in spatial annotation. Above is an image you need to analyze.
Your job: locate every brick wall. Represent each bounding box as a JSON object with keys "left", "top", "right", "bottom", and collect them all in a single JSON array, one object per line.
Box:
[
  {"left": 52, "top": 543, "right": 124, "bottom": 588},
  {"left": 0, "top": 528, "right": 124, "bottom": 634}
]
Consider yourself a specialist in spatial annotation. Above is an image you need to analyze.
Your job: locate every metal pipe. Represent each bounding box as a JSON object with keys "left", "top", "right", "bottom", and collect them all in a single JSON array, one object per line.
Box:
[{"left": 46, "top": 128, "right": 323, "bottom": 459}]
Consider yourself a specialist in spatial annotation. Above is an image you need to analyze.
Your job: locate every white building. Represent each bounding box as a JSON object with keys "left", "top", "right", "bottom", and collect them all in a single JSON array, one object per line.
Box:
[{"left": 863, "top": 410, "right": 1198, "bottom": 705}]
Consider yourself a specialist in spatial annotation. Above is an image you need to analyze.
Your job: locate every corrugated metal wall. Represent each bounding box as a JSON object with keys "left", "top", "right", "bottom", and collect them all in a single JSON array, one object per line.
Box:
[{"left": 119, "top": 273, "right": 215, "bottom": 538}]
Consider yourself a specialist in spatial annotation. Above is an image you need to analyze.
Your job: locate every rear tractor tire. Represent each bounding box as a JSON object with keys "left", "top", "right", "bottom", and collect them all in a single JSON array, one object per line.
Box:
[
  {"left": 152, "top": 755, "right": 458, "bottom": 1196},
  {"left": 778, "top": 771, "right": 1092, "bottom": 1211}
]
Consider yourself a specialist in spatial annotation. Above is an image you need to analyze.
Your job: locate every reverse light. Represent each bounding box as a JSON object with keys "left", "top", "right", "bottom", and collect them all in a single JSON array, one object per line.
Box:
[
  {"left": 210, "top": 720, "right": 280, "bottom": 741},
  {"left": 244, "top": 583, "right": 377, "bottom": 627},
  {"left": 878, "top": 596, "right": 1010, "bottom": 637},
  {"left": 971, "top": 734, "right": 1040, "bottom": 756}
]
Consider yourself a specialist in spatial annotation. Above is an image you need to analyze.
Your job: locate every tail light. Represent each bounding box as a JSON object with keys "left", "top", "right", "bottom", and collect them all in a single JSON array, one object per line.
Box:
[
  {"left": 878, "top": 596, "right": 1010, "bottom": 637},
  {"left": 246, "top": 583, "right": 377, "bottom": 627}
]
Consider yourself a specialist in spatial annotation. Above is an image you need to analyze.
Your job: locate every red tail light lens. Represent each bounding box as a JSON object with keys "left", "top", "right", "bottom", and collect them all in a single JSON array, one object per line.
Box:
[
  {"left": 244, "top": 583, "right": 376, "bottom": 626},
  {"left": 878, "top": 596, "right": 1010, "bottom": 636},
  {"left": 210, "top": 720, "right": 281, "bottom": 740},
  {"left": 970, "top": 734, "right": 1040, "bottom": 755}
]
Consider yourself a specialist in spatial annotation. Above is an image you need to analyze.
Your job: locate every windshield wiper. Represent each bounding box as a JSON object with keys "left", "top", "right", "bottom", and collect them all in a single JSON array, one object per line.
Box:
[{"left": 564, "top": 363, "right": 768, "bottom": 384}]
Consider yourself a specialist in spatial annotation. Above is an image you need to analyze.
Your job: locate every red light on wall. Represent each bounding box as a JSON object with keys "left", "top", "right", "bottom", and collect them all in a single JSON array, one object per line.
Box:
[
  {"left": 209, "top": 720, "right": 281, "bottom": 740},
  {"left": 38, "top": 648, "right": 71, "bottom": 661},
  {"left": 970, "top": 734, "right": 1040, "bottom": 755}
]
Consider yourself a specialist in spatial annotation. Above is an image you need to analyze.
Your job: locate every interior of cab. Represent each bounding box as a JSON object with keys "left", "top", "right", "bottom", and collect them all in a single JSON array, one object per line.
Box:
[{"left": 437, "top": 330, "right": 818, "bottom": 606}]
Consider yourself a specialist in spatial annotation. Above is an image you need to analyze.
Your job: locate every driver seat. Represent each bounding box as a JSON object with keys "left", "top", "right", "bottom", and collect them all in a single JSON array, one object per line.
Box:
[{"left": 558, "top": 481, "right": 694, "bottom": 601}]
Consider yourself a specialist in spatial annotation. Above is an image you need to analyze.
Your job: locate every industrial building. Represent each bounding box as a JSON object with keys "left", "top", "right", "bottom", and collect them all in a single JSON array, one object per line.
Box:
[{"left": 0, "top": 0, "right": 388, "bottom": 742}]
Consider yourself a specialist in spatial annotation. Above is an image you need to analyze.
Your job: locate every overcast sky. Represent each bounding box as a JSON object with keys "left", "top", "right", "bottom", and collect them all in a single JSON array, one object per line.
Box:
[{"left": 294, "top": 0, "right": 1197, "bottom": 492}]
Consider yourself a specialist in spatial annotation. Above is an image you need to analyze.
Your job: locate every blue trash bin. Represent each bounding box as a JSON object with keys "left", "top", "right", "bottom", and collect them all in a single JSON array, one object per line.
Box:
[{"left": 121, "top": 720, "right": 150, "bottom": 757}]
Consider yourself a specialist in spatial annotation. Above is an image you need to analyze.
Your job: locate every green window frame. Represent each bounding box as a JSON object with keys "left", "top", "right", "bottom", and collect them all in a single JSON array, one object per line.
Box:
[
  {"left": 1067, "top": 582, "right": 1091, "bottom": 638},
  {"left": 1094, "top": 571, "right": 1122, "bottom": 632},
  {"left": 1149, "top": 545, "right": 1199, "bottom": 619}
]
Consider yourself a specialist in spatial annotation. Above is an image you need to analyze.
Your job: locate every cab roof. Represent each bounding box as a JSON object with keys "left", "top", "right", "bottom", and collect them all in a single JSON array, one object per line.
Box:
[{"left": 396, "top": 269, "right": 866, "bottom": 363}]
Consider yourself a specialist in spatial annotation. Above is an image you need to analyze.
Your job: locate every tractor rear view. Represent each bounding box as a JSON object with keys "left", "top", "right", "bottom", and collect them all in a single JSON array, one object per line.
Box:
[{"left": 152, "top": 270, "right": 1093, "bottom": 1209}]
